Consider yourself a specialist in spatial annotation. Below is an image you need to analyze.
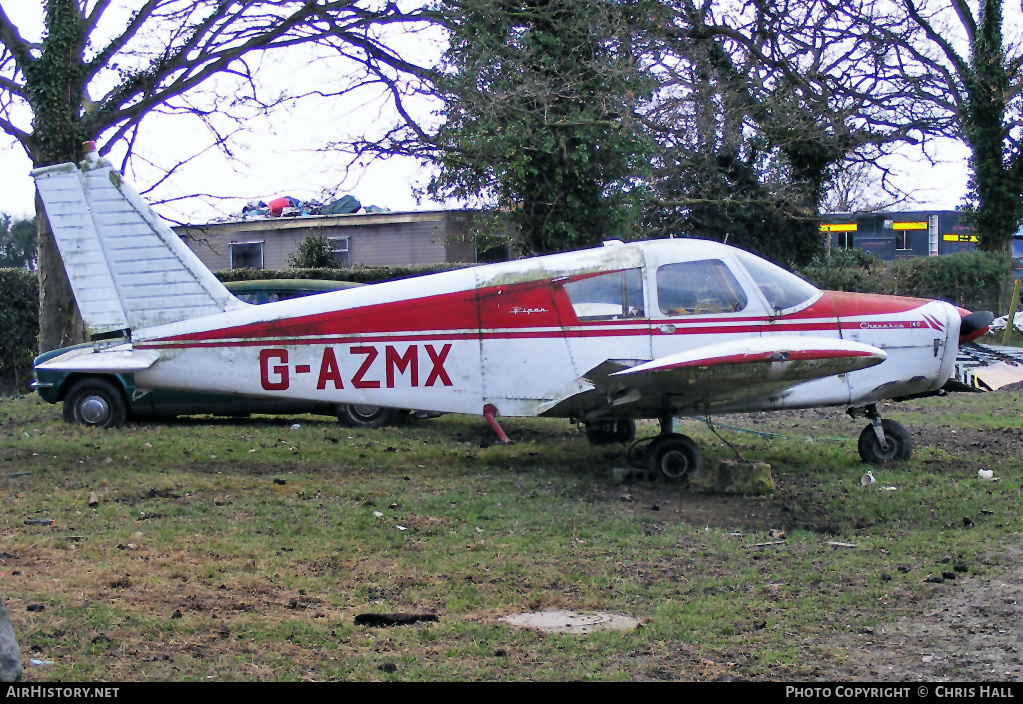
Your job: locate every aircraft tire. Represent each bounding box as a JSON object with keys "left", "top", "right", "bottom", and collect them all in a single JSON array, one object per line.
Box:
[
  {"left": 336, "top": 404, "right": 400, "bottom": 429},
  {"left": 584, "top": 419, "right": 636, "bottom": 445},
  {"left": 646, "top": 433, "right": 702, "bottom": 483},
  {"left": 63, "top": 377, "right": 128, "bottom": 429},
  {"left": 857, "top": 420, "right": 913, "bottom": 464}
]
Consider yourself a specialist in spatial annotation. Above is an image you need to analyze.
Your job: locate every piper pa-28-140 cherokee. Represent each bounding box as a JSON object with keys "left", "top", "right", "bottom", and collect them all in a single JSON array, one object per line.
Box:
[{"left": 32, "top": 148, "right": 992, "bottom": 480}]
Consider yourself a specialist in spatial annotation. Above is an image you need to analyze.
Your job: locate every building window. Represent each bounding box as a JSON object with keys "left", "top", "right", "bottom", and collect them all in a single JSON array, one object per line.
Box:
[
  {"left": 230, "top": 242, "right": 264, "bottom": 269},
  {"left": 895, "top": 231, "right": 911, "bottom": 251},
  {"left": 329, "top": 237, "right": 350, "bottom": 267}
]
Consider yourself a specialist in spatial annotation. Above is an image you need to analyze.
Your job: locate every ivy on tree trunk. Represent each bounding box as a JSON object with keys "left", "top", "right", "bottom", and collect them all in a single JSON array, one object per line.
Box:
[
  {"left": 965, "top": 0, "right": 1023, "bottom": 254},
  {"left": 24, "top": 1, "right": 90, "bottom": 351}
]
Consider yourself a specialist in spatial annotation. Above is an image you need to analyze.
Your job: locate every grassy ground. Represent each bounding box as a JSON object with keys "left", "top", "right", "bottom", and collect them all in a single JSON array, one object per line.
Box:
[{"left": 1, "top": 390, "right": 1020, "bottom": 681}]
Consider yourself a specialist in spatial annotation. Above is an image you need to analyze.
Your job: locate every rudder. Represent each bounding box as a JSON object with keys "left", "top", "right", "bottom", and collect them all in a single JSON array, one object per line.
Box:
[{"left": 32, "top": 154, "right": 247, "bottom": 338}]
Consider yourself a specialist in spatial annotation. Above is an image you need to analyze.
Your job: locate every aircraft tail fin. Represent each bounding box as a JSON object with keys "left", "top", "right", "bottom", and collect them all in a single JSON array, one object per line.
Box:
[{"left": 32, "top": 154, "right": 247, "bottom": 338}]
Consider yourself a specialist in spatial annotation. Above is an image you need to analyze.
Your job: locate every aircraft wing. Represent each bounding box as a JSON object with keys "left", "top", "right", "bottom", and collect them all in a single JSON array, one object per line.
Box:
[
  {"left": 542, "top": 336, "right": 886, "bottom": 417},
  {"left": 613, "top": 336, "right": 885, "bottom": 384},
  {"left": 35, "top": 346, "right": 161, "bottom": 374}
]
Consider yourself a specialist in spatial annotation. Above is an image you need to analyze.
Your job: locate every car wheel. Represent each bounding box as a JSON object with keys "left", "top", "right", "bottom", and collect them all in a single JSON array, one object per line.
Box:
[
  {"left": 336, "top": 404, "right": 400, "bottom": 429},
  {"left": 63, "top": 378, "right": 128, "bottom": 429}
]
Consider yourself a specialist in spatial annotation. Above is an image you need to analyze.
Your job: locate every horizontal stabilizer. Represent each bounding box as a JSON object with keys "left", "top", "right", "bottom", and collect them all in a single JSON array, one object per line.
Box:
[
  {"left": 36, "top": 346, "right": 160, "bottom": 374},
  {"left": 32, "top": 159, "right": 248, "bottom": 336}
]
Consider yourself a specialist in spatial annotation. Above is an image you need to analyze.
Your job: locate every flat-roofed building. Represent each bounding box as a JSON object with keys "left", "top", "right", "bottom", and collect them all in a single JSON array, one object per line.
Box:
[
  {"left": 820, "top": 210, "right": 978, "bottom": 260},
  {"left": 174, "top": 210, "right": 506, "bottom": 271}
]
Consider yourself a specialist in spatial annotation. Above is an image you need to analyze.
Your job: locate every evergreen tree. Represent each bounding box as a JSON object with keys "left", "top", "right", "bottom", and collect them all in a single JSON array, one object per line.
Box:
[
  {"left": 962, "top": 0, "right": 1023, "bottom": 252},
  {"left": 428, "top": 0, "right": 657, "bottom": 255},
  {"left": 0, "top": 216, "right": 37, "bottom": 270},
  {"left": 289, "top": 235, "right": 339, "bottom": 269}
]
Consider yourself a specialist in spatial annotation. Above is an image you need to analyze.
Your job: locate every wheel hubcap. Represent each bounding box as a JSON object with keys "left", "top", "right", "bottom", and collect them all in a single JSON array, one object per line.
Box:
[
  {"left": 351, "top": 404, "right": 380, "bottom": 420},
  {"left": 660, "top": 450, "right": 690, "bottom": 478},
  {"left": 79, "top": 395, "right": 110, "bottom": 424}
]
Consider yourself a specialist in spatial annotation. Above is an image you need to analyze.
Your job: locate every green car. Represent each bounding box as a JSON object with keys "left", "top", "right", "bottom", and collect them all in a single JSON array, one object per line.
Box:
[{"left": 32, "top": 279, "right": 409, "bottom": 429}]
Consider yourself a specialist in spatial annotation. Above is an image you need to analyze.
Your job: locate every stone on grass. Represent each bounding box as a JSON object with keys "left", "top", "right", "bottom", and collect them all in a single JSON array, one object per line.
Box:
[
  {"left": 693, "top": 459, "right": 775, "bottom": 495},
  {"left": 0, "top": 597, "right": 22, "bottom": 683}
]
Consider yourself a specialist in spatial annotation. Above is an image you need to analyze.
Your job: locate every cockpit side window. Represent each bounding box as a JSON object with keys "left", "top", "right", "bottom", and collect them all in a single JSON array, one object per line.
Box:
[
  {"left": 563, "top": 268, "right": 645, "bottom": 321},
  {"left": 656, "top": 260, "right": 748, "bottom": 316},
  {"left": 732, "top": 250, "right": 819, "bottom": 311}
]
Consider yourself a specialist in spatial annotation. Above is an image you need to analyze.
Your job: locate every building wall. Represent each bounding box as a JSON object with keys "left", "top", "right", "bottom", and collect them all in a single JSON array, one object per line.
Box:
[
  {"left": 820, "top": 211, "right": 977, "bottom": 261},
  {"left": 175, "top": 211, "right": 486, "bottom": 271}
]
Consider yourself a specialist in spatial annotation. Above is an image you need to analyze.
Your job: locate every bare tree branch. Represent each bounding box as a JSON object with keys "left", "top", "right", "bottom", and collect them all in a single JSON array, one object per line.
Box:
[{"left": 0, "top": 5, "right": 34, "bottom": 67}]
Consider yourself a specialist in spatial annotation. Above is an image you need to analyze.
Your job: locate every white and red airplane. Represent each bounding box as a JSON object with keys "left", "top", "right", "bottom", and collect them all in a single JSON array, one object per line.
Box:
[{"left": 32, "top": 151, "right": 992, "bottom": 479}]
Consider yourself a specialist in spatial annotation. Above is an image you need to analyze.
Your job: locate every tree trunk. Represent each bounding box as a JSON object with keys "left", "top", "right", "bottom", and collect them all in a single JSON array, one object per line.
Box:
[{"left": 36, "top": 192, "right": 84, "bottom": 352}]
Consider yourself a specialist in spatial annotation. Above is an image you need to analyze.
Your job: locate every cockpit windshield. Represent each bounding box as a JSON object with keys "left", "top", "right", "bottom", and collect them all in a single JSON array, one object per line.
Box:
[{"left": 732, "top": 250, "right": 819, "bottom": 311}]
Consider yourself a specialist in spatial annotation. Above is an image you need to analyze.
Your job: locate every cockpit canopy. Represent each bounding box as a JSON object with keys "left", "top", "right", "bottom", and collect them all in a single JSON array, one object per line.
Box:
[
  {"left": 730, "top": 249, "right": 820, "bottom": 312},
  {"left": 534, "top": 238, "right": 822, "bottom": 322}
]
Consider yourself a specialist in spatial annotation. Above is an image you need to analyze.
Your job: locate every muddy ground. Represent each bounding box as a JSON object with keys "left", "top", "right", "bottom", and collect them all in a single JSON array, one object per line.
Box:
[
  {"left": 4, "top": 396, "right": 1023, "bottom": 681},
  {"left": 607, "top": 405, "right": 1023, "bottom": 682}
]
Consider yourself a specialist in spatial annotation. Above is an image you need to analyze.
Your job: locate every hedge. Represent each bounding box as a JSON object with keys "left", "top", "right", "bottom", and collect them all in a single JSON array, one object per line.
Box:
[
  {"left": 214, "top": 263, "right": 470, "bottom": 285},
  {"left": 797, "top": 250, "right": 1014, "bottom": 314},
  {"left": 0, "top": 269, "right": 38, "bottom": 388}
]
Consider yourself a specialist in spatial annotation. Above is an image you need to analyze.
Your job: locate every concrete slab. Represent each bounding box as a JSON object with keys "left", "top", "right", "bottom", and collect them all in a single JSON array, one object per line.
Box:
[{"left": 501, "top": 610, "right": 642, "bottom": 634}]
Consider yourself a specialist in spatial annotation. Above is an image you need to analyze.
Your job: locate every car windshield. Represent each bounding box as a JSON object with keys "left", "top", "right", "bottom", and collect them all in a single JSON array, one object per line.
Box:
[{"left": 732, "top": 250, "right": 819, "bottom": 311}]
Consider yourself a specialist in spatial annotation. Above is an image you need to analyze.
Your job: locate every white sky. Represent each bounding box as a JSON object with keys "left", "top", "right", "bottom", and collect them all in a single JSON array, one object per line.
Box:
[
  {"left": 0, "top": 1, "right": 977, "bottom": 223},
  {"left": 0, "top": 0, "right": 447, "bottom": 222},
  {"left": 0, "top": 128, "right": 976, "bottom": 222}
]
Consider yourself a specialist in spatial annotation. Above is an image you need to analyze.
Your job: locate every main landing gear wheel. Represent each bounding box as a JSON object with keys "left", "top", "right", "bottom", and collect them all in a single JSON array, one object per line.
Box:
[
  {"left": 336, "top": 404, "right": 400, "bottom": 429},
  {"left": 584, "top": 418, "right": 637, "bottom": 445},
  {"left": 63, "top": 378, "right": 128, "bottom": 429},
  {"left": 857, "top": 419, "right": 913, "bottom": 464},
  {"left": 646, "top": 433, "right": 702, "bottom": 483}
]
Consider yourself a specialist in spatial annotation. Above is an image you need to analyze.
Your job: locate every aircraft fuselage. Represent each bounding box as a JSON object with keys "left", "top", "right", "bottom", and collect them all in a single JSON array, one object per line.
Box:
[{"left": 126, "top": 239, "right": 961, "bottom": 421}]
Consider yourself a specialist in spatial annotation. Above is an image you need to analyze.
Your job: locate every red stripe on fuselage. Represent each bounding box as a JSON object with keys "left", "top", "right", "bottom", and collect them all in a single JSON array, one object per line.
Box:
[
  {"left": 139, "top": 320, "right": 864, "bottom": 350},
  {"left": 144, "top": 282, "right": 933, "bottom": 350}
]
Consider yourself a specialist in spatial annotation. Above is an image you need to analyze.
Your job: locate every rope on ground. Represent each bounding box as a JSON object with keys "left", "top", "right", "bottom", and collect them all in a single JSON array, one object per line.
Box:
[{"left": 701, "top": 415, "right": 747, "bottom": 461}]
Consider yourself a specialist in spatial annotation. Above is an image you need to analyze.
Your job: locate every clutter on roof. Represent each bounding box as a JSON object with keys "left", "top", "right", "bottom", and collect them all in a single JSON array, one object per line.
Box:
[
  {"left": 235, "top": 192, "right": 388, "bottom": 221},
  {"left": 321, "top": 195, "right": 360, "bottom": 215}
]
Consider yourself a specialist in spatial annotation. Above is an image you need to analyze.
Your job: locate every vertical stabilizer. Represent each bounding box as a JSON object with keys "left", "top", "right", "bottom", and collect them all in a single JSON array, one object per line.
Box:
[{"left": 32, "top": 159, "right": 248, "bottom": 337}]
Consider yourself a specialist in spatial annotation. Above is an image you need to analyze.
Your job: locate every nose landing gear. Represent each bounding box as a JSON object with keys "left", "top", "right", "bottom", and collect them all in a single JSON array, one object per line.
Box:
[{"left": 850, "top": 404, "right": 913, "bottom": 464}]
